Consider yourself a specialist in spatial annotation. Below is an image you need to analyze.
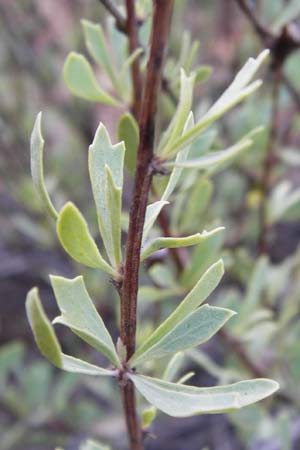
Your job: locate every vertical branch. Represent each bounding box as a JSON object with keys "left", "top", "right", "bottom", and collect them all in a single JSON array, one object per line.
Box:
[
  {"left": 258, "top": 68, "right": 281, "bottom": 254},
  {"left": 120, "top": 2, "right": 174, "bottom": 450},
  {"left": 125, "top": 0, "right": 143, "bottom": 117}
]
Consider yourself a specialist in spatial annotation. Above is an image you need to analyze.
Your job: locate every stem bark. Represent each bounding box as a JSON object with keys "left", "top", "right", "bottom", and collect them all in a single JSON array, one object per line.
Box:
[{"left": 119, "top": 2, "right": 174, "bottom": 449}]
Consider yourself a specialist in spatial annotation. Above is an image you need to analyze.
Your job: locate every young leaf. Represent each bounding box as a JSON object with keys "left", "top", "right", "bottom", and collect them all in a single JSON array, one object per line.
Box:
[
  {"left": 105, "top": 166, "right": 122, "bottom": 266},
  {"left": 131, "top": 305, "right": 235, "bottom": 365},
  {"left": 81, "top": 19, "right": 122, "bottom": 97},
  {"left": 130, "top": 260, "right": 224, "bottom": 366},
  {"left": 30, "top": 113, "right": 58, "bottom": 220},
  {"left": 166, "top": 50, "right": 269, "bottom": 155},
  {"left": 89, "top": 123, "right": 125, "bottom": 267},
  {"left": 26, "top": 288, "right": 114, "bottom": 376},
  {"left": 130, "top": 374, "right": 279, "bottom": 417},
  {"left": 50, "top": 275, "right": 121, "bottom": 368},
  {"left": 164, "top": 138, "right": 252, "bottom": 170},
  {"left": 161, "top": 112, "right": 194, "bottom": 201},
  {"left": 142, "top": 406, "right": 157, "bottom": 428},
  {"left": 56, "top": 202, "right": 117, "bottom": 277},
  {"left": 159, "top": 70, "right": 196, "bottom": 156},
  {"left": 141, "top": 227, "right": 224, "bottom": 261},
  {"left": 117, "top": 112, "right": 139, "bottom": 174},
  {"left": 63, "top": 52, "right": 119, "bottom": 105},
  {"left": 143, "top": 200, "right": 169, "bottom": 243}
]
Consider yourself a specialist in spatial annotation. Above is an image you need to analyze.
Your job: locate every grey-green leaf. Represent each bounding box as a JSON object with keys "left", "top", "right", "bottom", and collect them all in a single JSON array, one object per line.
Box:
[
  {"left": 63, "top": 52, "right": 119, "bottom": 105},
  {"left": 164, "top": 138, "right": 252, "bottom": 170},
  {"left": 143, "top": 200, "right": 169, "bottom": 243},
  {"left": 57, "top": 202, "right": 117, "bottom": 276},
  {"left": 131, "top": 305, "right": 235, "bottom": 365},
  {"left": 161, "top": 112, "right": 194, "bottom": 201},
  {"left": 141, "top": 227, "right": 224, "bottom": 261},
  {"left": 26, "top": 288, "right": 114, "bottom": 376},
  {"left": 30, "top": 112, "right": 58, "bottom": 220},
  {"left": 117, "top": 112, "right": 139, "bottom": 174},
  {"left": 105, "top": 165, "right": 122, "bottom": 266},
  {"left": 80, "top": 439, "right": 111, "bottom": 450},
  {"left": 130, "top": 259, "right": 224, "bottom": 366},
  {"left": 50, "top": 275, "right": 121, "bottom": 368},
  {"left": 167, "top": 50, "right": 269, "bottom": 155},
  {"left": 130, "top": 374, "right": 279, "bottom": 417},
  {"left": 89, "top": 123, "right": 125, "bottom": 267},
  {"left": 81, "top": 19, "right": 122, "bottom": 97}
]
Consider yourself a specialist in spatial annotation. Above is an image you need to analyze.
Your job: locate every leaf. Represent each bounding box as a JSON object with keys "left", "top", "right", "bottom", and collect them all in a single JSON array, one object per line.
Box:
[
  {"left": 30, "top": 113, "right": 58, "bottom": 220},
  {"left": 51, "top": 275, "right": 121, "bottom": 368},
  {"left": 180, "top": 229, "right": 224, "bottom": 288},
  {"left": 143, "top": 200, "right": 169, "bottom": 243},
  {"left": 167, "top": 50, "right": 269, "bottom": 155},
  {"left": 80, "top": 439, "right": 111, "bottom": 450},
  {"left": 26, "top": 288, "right": 114, "bottom": 376},
  {"left": 57, "top": 202, "right": 117, "bottom": 276},
  {"left": 129, "top": 260, "right": 224, "bottom": 366},
  {"left": 130, "top": 305, "right": 234, "bottom": 365},
  {"left": 81, "top": 19, "right": 122, "bottom": 97},
  {"left": 159, "top": 69, "right": 196, "bottom": 156},
  {"left": 105, "top": 166, "right": 122, "bottom": 266},
  {"left": 130, "top": 374, "right": 279, "bottom": 417},
  {"left": 161, "top": 112, "right": 194, "bottom": 201},
  {"left": 142, "top": 406, "right": 157, "bottom": 428},
  {"left": 267, "top": 181, "right": 300, "bottom": 224},
  {"left": 117, "top": 112, "right": 139, "bottom": 174},
  {"left": 63, "top": 52, "right": 119, "bottom": 105},
  {"left": 233, "top": 256, "right": 269, "bottom": 334},
  {"left": 163, "top": 352, "right": 185, "bottom": 382},
  {"left": 164, "top": 138, "right": 252, "bottom": 169},
  {"left": 89, "top": 123, "right": 125, "bottom": 267},
  {"left": 141, "top": 227, "right": 224, "bottom": 261}
]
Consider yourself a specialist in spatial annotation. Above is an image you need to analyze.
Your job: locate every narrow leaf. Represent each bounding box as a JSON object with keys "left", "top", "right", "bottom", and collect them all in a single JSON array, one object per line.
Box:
[
  {"left": 161, "top": 112, "right": 194, "bottom": 201},
  {"left": 167, "top": 50, "right": 269, "bottom": 155},
  {"left": 143, "top": 201, "right": 169, "bottom": 243},
  {"left": 63, "top": 52, "right": 119, "bottom": 105},
  {"left": 105, "top": 166, "right": 122, "bottom": 266},
  {"left": 159, "top": 70, "right": 196, "bottom": 156},
  {"left": 132, "top": 305, "right": 235, "bottom": 365},
  {"left": 164, "top": 139, "right": 252, "bottom": 169},
  {"left": 26, "top": 288, "right": 114, "bottom": 376},
  {"left": 89, "top": 123, "right": 125, "bottom": 267},
  {"left": 57, "top": 202, "right": 117, "bottom": 276},
  {"left": 81, "top": 19, "right": 122, "bottom": 96},
  {"left": 117, "top": 112, "right": 139, "bottom": 174},
  {"left": 130, "top": 374, "right": 279, "bottom": 417},
  {"left": 130, "top": 260, "right": 224, "bottom": 366},
  {"left": 141, "top": 227, "right": 224, "bottom": 261},
  {"left": 30, "top": 113, "right": 58, "bottom": 220},
  {"left": 51, "top": 275, "right": 121, "bottom": 367}
]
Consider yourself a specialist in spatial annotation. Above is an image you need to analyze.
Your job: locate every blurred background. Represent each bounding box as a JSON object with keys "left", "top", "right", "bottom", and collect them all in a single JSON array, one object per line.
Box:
[{"left": 0, "top": 1, "right": 300, "bottom": 449}]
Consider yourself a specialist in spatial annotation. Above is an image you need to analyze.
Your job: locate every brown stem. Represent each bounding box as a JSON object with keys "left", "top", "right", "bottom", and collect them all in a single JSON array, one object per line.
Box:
[
  {"left": 258, "top": 68, "right": 281, "bottom": 254},
  {"left": 120, "top": 2, "right": 174, "bottom": 449},
  {"left": 125, "top": 0, "right": 143, "bottom": 117},
  {"left": 98, "top": 0, "right": 127, "bottom": 32}
]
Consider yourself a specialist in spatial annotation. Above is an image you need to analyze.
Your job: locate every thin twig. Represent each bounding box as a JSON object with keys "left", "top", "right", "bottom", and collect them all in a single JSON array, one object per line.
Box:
[
  {"left": 119, "top": 2, "right": 174, "bottom": 449},
  {"left": 98, "top": 0, "right": 177, "bottom": 105},
  {"left": 258, "top": 68, "right": 281, "bottom": 254},
  {"left": 98, "top": 0, "right": 126, "bottom": 32}
]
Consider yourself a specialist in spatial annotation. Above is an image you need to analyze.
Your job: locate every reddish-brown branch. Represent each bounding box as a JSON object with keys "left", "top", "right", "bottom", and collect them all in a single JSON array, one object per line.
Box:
[
  {"left": 125, "top": 0, "right": 143, "bottom": 117},
  {"left": 119, "top": 2, "right": 174, "bottom": 449}
]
